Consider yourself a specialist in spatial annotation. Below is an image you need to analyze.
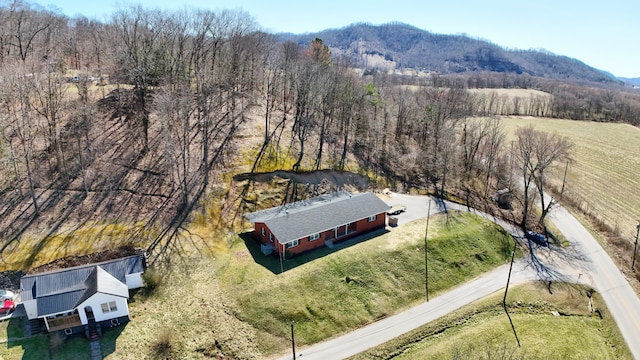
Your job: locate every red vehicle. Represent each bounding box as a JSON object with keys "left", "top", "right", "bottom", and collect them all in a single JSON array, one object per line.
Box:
[{"left": 0, "top": 299, "right": 15, "bottom": 314}]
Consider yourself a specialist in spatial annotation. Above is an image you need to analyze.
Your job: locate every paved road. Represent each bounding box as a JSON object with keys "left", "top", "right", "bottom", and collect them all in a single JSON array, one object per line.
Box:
[
  {"left": 276, "top": 194, "right": 640, "bottom": 360},
  {"left": 281, "top": 262, "right": 535, "bottom": 360},
  {"left": 548, "top": 205, "right": 640, "bottom": 359}
]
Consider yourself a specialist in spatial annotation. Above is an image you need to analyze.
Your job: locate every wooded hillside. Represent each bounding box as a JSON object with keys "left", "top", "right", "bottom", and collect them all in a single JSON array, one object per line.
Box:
[
  {"left": 278, "top": 22, "right": 617, "bottom": 83},
  {"left": 0, "top": 1, "right": 638, "bottom": 268}
]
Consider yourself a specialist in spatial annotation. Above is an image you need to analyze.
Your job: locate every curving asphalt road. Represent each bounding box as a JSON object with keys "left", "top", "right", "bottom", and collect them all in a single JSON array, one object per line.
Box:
[
  {"left": 548, "top": 205, "right": 640, "bottom": 359},
  {"left": 276, "top": 193, "right": 640, "bottom": 360}
]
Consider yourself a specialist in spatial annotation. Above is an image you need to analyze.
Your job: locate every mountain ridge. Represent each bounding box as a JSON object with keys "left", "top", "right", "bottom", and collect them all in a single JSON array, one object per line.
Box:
[
  {"left": 277, "top": 22, "right": 618, "bottom": 84},
  {"left": 618, "top": 77, "right": 640, "bottom": 86}
]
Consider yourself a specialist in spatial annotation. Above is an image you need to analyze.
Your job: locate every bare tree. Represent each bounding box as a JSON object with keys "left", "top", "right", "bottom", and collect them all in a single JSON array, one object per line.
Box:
[
  {"left": 513, "top": 126, "right": 572, "bottom": 229},
  {"left": 417, "top": 86, "right": 470, "bottom": 196},
  {"left": 1, "top": 70, "right": 40, "bottom": 214},
  {"left": 531, "top": 129, "right": 573, "bottom": 225},
  {"left": 31, "top": 63, "right": 70, "bottom": 181},
  {"left": 3, "top": 1, "right": 51, "bottom": 62},
  {"left": 110, "top": 6, "right": 169, "bottom": 152}
]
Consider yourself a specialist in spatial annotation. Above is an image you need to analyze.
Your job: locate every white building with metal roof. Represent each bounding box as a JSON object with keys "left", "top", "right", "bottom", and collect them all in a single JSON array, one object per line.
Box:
[{"left": 20, "top": 253, "right": 146, "bottom": 336}]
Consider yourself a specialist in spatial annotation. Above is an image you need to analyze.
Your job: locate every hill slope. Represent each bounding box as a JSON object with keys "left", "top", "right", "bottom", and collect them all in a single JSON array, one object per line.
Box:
[
  {"left": 619, "top": 77, "right": 640, "bottom": 86},
  {"left": 278, "top": 22, "right": 616, "bottom": 83}
]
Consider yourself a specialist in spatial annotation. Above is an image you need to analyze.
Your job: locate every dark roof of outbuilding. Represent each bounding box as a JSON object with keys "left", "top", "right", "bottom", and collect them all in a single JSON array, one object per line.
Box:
[
  {"left": 244, "top": 191, "right": 390, "bottom": 244},
  {"left": 20, "top": 254, "right": 144, "bottom": 317}
]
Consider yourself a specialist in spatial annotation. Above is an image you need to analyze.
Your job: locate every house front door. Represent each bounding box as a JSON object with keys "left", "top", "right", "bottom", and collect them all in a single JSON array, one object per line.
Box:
[{"left": 84, "top": 306, "right": 94, "bottom": 321}]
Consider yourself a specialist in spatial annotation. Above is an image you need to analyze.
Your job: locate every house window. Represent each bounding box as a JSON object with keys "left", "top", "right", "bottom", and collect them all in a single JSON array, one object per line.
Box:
[
  {"left": 309, "top": 233, "right": 320, "bottom": 241},
  {"left": 269, "top": 233, "right": 274, "bottom": 242},
  {"left": 261, "top": 228, "right": 266, "bottom": 237},
  {"left": 64, "top": 328, "right": 73, "bottom": 335},
  {"left": 368, "top": 215, "right": 377, "bottom": 222},
  {"left": 285, "top": 239, "right": 299, "bottom": 249},
  {"left": 101, "top": 301, "right": 118, "bottom": 313}
]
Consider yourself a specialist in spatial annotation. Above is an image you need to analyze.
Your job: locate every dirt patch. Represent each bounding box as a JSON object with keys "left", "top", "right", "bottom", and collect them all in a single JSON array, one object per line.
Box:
[
  {"left": 0, "top": 270, "right": 24, "bottom": 291},
  {"left": 233, "top": 169, "right": 370, "bottom": 192},
  {"left": 28, "top": 245, "right": 142, "bottom": 274}
]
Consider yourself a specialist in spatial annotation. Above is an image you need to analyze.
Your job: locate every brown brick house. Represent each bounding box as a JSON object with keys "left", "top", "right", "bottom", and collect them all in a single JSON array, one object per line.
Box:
[{"left": 244, "top": 191, "right": 390, "bottom": 258}]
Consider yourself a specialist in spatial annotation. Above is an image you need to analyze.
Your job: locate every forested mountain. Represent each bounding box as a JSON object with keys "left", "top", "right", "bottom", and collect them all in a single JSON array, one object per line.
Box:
[
  {"left": 278, "top": 22, "right": 616, "bottom": 84},
  {"left": 619, "top": 77, "right": 640, "bottom": 86}
]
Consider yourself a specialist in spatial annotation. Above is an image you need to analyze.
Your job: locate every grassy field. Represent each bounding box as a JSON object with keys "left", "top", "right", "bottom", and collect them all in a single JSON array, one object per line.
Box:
[
  {"left": 215, "top": 211, "right": 515, "bottom": 356},
  {"left": 468, "top": 88, "right": 551, "bottom": 100},
  {"left": 0, "top": 211, "right": 514, "bottom": 359},
  {"left": 0, "top": 222, "right": 152, "bottom": 271},
  {"left": 352, "top": 282, "right": 632, "bottom": 360},
  {"left": 498, "top": 116, "right": 640, "bottom": 241}
]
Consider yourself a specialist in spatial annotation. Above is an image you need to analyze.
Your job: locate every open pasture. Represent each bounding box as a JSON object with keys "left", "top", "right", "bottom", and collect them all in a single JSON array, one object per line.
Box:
[{"left": 499, "top": 116, "right": 640, "bottom": 240}]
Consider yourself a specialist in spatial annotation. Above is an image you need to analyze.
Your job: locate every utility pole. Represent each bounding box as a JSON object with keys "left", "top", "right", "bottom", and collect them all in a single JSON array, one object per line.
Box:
[
  {"left": 632, "top": 221, "right": 640, "bottom": 271},
  {"left": 560, "top": 160, "right": 569, "bottom": 200},
  {"left": 503, "top": 238, "right": 521, "bottom": 347},
  {"left": 280, "top": 243, "right": 284, "bottom": 274},
  {"left": 291, "top": 321, "right": 296, "bottom": 360},
  {"left": 425, "top": 198, "right": 431, "bottom": 302}
]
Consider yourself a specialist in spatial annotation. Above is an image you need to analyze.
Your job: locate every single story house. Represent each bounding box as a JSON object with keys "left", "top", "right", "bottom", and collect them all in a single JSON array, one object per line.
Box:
[
  {"left": 244, "top": 191, "right": 390, "bottom": 258},
  {"left": 20, "top": 253, "right": 146, "bottom": 336}
]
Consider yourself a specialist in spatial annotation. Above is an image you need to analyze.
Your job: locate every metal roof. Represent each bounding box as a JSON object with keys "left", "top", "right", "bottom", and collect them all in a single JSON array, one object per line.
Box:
[
  {"left": 244, "top": 191, "right": 390, "bottom": 244},
  {"left": 37, "top": 290, "right": 86, "bottom": 317},
  {"left": 20, "top": 254, "right": 145, "bottom": 317}
]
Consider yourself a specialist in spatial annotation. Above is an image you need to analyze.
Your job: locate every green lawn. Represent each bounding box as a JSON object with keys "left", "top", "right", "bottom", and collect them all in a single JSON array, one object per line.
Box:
[
  {"left": 216, "top": 211, "right": 515, "bottom": 355},
  {"left": 0, "top": 316, "right": 90, "bottom": 360},
  {"left": 0, "top": 211, "right": 517, "bottom": 359},
  {"left": 352, "top": 282, "right": 632, "bottom": 360}
]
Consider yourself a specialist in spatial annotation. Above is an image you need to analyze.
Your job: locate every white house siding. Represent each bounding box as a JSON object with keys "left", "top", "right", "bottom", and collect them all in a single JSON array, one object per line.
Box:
[
  {"left": 22, "top": 299, "right": 37, "bottom": 320},
  {"left": 78, "top": 293, "right": 129, "bottom": 324},
  {"left": 125, "top": 272, "right": 143, "bottom": 289}
]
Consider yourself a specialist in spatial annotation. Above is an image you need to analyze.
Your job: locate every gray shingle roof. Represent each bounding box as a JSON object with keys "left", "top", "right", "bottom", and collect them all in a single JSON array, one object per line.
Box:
[
  {"left": 244, "top": 191, "right": 390, "bottom": 244},
  {"left": 20, "top": 254, "right": 145, "bottom": 317}
]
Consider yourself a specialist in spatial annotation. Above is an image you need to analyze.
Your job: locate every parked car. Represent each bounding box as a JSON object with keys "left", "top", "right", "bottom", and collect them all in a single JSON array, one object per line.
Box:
[
  {"left": 387, "top": 204, "right": 407, "bottom": 216},
  {"left": 0, "top": 289, "right": 13, "bottom": 300},
  {"left": 0, "top": 299, "right": 15, "bottom": 314}
]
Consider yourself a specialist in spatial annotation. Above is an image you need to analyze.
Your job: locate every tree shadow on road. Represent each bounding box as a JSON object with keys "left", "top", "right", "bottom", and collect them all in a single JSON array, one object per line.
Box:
[{"left": 520, "top": 234, "right": 591, "bottom": 292}]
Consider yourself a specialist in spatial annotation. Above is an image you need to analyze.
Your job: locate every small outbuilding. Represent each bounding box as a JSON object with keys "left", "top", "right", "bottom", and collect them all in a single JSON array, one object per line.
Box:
[{"left": 244, "top": 191, "right": 390, "bottom": 259}]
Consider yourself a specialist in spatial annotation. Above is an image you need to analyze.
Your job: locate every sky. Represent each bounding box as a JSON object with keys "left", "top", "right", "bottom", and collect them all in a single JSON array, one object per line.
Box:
[{"left": 30, "top": 0, "right": 640, "bottom": 78}]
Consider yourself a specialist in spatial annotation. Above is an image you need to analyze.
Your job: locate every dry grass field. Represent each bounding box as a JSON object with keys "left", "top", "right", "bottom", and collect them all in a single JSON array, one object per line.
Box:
[
  {"left": 468, "top": 88, "right": 552, "bottom": 115},
  {"left": 467, "top": 88, "right": 551, "bottom": 99},
  {"left": 498, "top": 116, "right": 640, "bottom": 241}
]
